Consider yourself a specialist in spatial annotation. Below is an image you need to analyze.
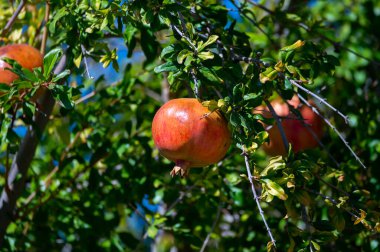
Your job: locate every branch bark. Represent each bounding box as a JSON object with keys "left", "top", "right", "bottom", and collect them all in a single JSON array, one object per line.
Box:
[
  {"left": 0, "top": 55, "right": 66, "bottom": 245},
  {"left": 264, "top": 99, "right": 289, "bottom": 154},
  {"left": 0, "top": 0, "right": 26, "bottom": 37},
  {"left": 242, "top": 149, "right": 277, "bottom": 249}
]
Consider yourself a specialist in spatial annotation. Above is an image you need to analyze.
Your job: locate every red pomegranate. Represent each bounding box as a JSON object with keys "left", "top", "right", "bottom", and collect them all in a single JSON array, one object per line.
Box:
[
  {"left": 0, "top": 44, "right": 43, "bottom": 85},
  {"left": 152, "top": 98, "right": 231, "bottom": 177},
  {"left": 255, "top": 95, "right": 324, "bottom": 156}
]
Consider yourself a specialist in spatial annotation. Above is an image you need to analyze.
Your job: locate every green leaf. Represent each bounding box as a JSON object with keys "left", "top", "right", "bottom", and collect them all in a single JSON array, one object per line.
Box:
[
  {"left": 23, "top": 101, "right": 36, "bottom": 118},
  {"left": 197, "top": 51, "right": 214, "bottom": 61},
  {"left": 284, "top": 78, "right": 292, "bottom": 90},
  {"left": 147, "top": 226, "right": 158, "bottom": 238},
  {"left": 14, "top": 81, "right": 33, "bottom": 89},
  {"left": 0, "top": 116, "right": 11, "bottom": 145},
  {"left": 260, "top": 67, "right": 278, "bottom": 83},
  {"left": 280, "top": 40, "right": 305, "bottom": 52},
  {"left": 260, "top": 156, "right": 286, "bottom": 176},
  {"left": 198, "top": 35, "right": 218, "bottom": 52},
  {"left": 43, "top": 48, "right": 63, "bottom": 78},
  {"left": 48, "top": 8, "right": 68, "bottom": 34},
  {"left": 177, "top": 49, "right": 191, "bottom": 64},
  {"left": 52, "top": 70, "right": 71, "bottom": 82},
  {"left": 0, "top": 84, "right": 10, "bottom": 92},
  {"left": 140, "top": 28, "right": 159, "bottom": 64},
  {"left": 51, "top": 85, "right": 74, "bottom": 110},
  {"left": 311, "top": 241, "right": 320, "bottom": 251},
  {"left": 124, "top": 23, "right": 138, "bottom": 57},
  {"left": 202, "top": 100, "right": 218, "bottom": 112},
  {"left": 161, "top": 45, "right": 175, "bottom": 58},
  {"left": 154, "top": 61, "right": 179, "bottom": 73},
  {"left": 230, "top": 112, "right": 240, "bottom": 128},
  {"left": 261, "top": 179, "right": 288, "bottom": 200},
  {"left": 199, "top": 67, "right": 222, "bottom": 83}
]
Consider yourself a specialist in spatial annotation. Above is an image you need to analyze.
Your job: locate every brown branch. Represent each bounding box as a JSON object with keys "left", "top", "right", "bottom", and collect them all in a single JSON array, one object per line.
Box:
[
  {"left": 0, "top": 0, "right": 26, "bottom": 37},
  {"left": 278, "top": 93, "right": 340, "bottom": 167},
  {"left": 242, "top": 148, "right": 277, "bottom": 249},
  {"left": 40, "top": 1, "right": 50, "bottom": 55},
  {"left": 0, "top": 54, "right": 66, "bottom": 245},
  {"left": 289, "top": 79, "right": 350, "bottom": 124},
  {"left": 302, "top": 187, "right": 359, "bottom": 219},
  {"left": 264, "top": 99, "right": 289, "bottom": 154},
  {"left": 297, "top": 93, "right": 366, "bottom": 169}
]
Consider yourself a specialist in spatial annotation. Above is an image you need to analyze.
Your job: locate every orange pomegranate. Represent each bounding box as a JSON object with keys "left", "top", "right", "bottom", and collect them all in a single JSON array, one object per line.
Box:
[
  {"left": 152, "top": 98, "right": 231, "bottom": 177},
  {"left": 255, "top": 95, "right": 324, "bottom": 156},
  {"left": 0, "top": 44, "right": 43, "bottom": 85}
]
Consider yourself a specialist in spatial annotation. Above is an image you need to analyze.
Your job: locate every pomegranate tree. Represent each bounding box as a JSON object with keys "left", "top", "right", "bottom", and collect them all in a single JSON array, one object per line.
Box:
[{"left": 152, "top": 98, "right": 231, "bottom": 177}]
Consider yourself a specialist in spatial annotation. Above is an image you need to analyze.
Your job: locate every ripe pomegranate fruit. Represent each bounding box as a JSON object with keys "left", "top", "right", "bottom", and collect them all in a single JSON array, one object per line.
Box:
[
  {"left": 255, "top": 95, "right": 324, "bottom": 156},
  {"left": 0, "top": 44, "right": 43, "bottom": 85},
  {"left": 152, "top": 98, "right": 231, "bottom": 177}
]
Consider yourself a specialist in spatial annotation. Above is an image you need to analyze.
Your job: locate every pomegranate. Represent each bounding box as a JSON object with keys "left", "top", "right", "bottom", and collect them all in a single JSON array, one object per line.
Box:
[
  {"left": 255, "top": 95, "right": 324, "bottom": 156},
  {"left": 0, "top": 44, "right": 43, "bottom": 85},
  {"left": 152, "top": 98, "right": 231, "bottom": 177}
]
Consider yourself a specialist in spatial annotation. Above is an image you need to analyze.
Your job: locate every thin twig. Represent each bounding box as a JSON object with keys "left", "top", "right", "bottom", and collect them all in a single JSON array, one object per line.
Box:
[
  {"left": 4, "top": 106, "right": 18, "bottom": 196},
  {"left": 196, "top": 32, "right": 263, "bottom": 66},
  {"left": 242, "top": 149, "right": 277, "bottom": 248},
  {"left": 165, "top": 168, "right": 212, "bottom": 215},
  {"left": 264, "top": 99, "right": 289, "bottom": 153},
  {"left": 170, "top": 18, "right": 201, "bottom": 98},
  {"left": 190, "top": 69, "right": 200, "bottom": 98},
  {"left": 170, "top": 24, "right": 197, "bottom": 52},
  {"left": 314, "top": 173, "right": 350, "bottom": 197},
  {"left": 200, "top": 203, "right": 223, "bottom": 252},
  {"left": 246, "top": 0, "right": 275, "bottom": 15},
  {"left": 279, "top": 93, "right": 340, "bottom": 167},
  {"left": 303, "top": 187, "right": 359, "bottom": 219},
  {"left": 301, "top": 205, "right": 313, "bottom": 252},
  {"left": 289, "top": 79, "right": 350, "bottom": 124},
  {"left": 297, "top": 94, "right": 366, "bottom": 169},
  {"left": 164, "top": 185, "right": 196, "bottom": 215},
  {"left": 75, "top": 90, "right": 96, "bottom": 104},
  {"left": 128, "top": 203, "right": 151, "bottom": 226},
  {"left": 80, "top": 44, "right": 94, "bottom": 79},
  {"left": 299, "top": 23, "right": 380, "bottom": 67},
  {"left": 229, "top": 0, "right": 276, "bottom": 46},
  {"left": 246, "top": 0, "right": 380, "bottom": 66},
  {"left": 22, "top": 130, "right": 83, "bottom": 206},
  {"left": 0, "top": 0, "right": 26, "bottom": 37},
  {"left": 40, "top": 2, "right": 50, "bottom": 55},
  {"left": 18, "top": 153, "right": 108, "bottom": 220}
]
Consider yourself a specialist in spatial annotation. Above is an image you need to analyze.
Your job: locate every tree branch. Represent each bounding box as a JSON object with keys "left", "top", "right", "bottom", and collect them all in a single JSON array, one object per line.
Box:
[
  {"left": 297, "top": 94, "right": 366, "bottom": 169},
  {"left": 278, "top": 93, "right": 340, "bottom": 167},
  {"left": 40, "top": 1, "right": 50, "bottom": 55},
  {"left": 242, "top": 149, "right": 277, "bottom": 249},
  {"left": 289, "top": 79, "right": 350, "bottom": 124},
  {"left": 264, "top": 99, "right": 289, "bottom": 154},
  {"left": 200, "top": 203, "right": 222, "bottom": 252},
  {"left": 0, "top": 55, "right": 66, "bottom": 245},
  {"left": 0, "top": 0, "right": 26, "bottom": 37}
]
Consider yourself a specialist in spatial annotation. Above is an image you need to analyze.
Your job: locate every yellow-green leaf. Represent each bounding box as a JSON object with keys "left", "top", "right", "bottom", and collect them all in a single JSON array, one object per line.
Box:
[
  {"left": 280, "top": 40, "right": 305, "bottom": 52},
  {"left": 262, "top": 179, "right": 288, "bottom": 200}
]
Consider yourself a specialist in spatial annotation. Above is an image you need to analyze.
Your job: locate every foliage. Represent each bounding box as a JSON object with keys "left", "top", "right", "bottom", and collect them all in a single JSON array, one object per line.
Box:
[{"left": 0, "top": 0, "right": 379, "bottom": 251}]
